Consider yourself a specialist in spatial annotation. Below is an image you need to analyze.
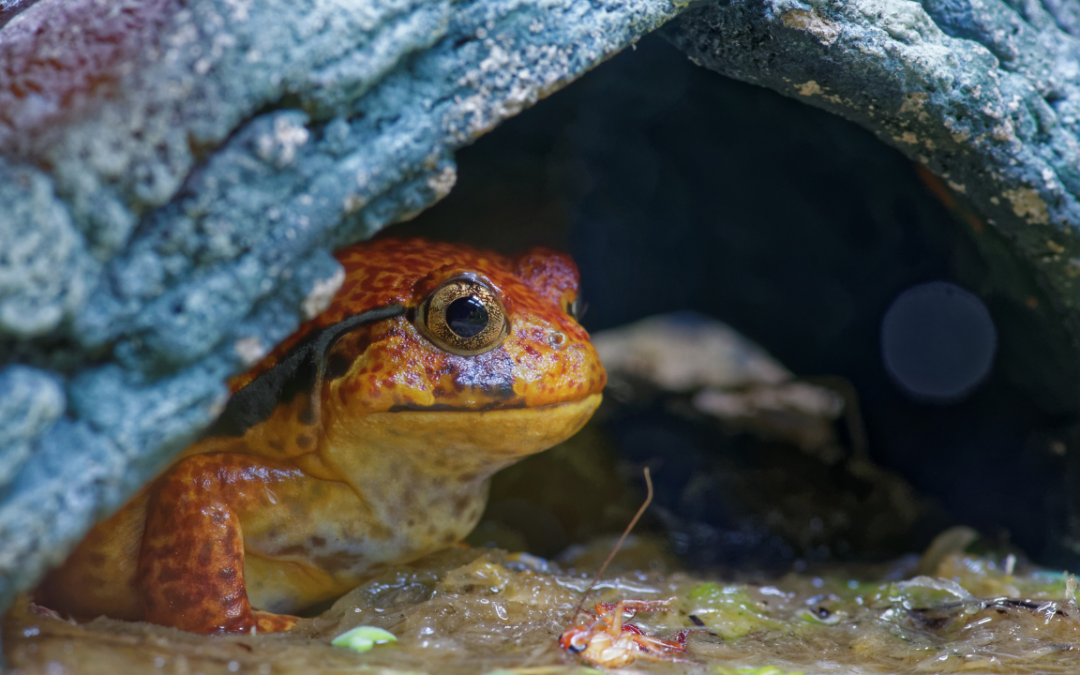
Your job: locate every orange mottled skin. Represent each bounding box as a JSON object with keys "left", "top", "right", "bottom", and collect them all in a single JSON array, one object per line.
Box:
[
  {"left": 233, "top": 238, "right": 599, "bottom": 410},
  {"left": 42, "top": 237, "right": 606, "bottom": 634}
]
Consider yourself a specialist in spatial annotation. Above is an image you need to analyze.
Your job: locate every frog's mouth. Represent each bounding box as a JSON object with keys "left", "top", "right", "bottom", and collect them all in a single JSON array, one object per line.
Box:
[
  {"left": 385, "top": 399, "right": 535, "bottom": 412},
  {"left": 328, "top": 393, "right": 603, "bottom": 468},
  {"left": 384, "top": 389, "right": 602, "bottom": 413}
]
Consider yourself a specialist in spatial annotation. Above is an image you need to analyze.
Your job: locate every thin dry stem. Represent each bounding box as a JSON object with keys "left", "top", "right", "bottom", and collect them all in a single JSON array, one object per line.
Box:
[{"left": 567, "top": 467, "right": 654, "bottom": 624}]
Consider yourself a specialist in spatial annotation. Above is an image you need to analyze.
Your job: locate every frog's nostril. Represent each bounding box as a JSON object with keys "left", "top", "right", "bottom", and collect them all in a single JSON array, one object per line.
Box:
[{"left": 548, "top": 331, "right": 566, "bottom": 348}]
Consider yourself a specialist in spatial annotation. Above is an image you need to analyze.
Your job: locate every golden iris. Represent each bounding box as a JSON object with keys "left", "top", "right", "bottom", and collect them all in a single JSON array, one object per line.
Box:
[{"left": 417, "top": 276, "right": 508, "bottom": 355}]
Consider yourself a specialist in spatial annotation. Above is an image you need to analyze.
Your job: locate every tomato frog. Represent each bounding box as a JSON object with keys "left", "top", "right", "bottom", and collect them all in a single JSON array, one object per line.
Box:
[{"left": 40, "top": 237, "right": 605, "bottom": 634}]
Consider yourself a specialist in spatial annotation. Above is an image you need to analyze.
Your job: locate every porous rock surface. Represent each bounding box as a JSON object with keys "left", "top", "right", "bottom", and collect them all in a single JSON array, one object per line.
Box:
[
  {"left": 663, "top": 0, "right": 1080, "bottom": 372},
  {"left": 0, "top": 0, "right": 687, "bottom": 627},
  {"left": 5, "top": 0, "right": 1080, "bottom": 637}
]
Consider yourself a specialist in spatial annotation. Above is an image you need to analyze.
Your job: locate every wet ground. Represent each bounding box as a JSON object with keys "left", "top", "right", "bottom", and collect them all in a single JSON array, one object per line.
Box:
[{"left": 8, "top": 539, "right": 1080, "bottom": 675}]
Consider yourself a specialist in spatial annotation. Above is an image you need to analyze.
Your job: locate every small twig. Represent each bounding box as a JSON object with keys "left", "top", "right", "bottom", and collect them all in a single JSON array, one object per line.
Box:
[{"left": 569, "top": 467, "right": 654, "bottom": 623}]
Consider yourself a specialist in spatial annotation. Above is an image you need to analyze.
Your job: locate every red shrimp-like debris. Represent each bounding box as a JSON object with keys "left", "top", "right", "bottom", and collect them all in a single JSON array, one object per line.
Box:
[
  {"left": 560, "top": 598, "right": 700, "bottom": 667},
  {"left": 558, "top": 469, "right": 704, "bottom": 667}
]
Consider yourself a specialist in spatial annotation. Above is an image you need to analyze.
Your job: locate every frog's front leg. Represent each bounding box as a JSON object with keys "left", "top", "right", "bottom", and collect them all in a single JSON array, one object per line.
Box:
[{"left": 137, "top": 454, "right": 305, "bottom": 634}]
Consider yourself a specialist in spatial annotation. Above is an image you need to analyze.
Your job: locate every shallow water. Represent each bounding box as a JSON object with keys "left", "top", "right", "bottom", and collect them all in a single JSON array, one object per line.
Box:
[{"left": 6, "top": 542, "right": 1080, "bottom": 675}]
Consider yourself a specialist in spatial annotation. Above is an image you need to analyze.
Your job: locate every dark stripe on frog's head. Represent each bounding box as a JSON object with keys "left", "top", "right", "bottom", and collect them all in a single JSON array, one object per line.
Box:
[{"left": 206, "top": 304, "right": 405, "bottom": 438}]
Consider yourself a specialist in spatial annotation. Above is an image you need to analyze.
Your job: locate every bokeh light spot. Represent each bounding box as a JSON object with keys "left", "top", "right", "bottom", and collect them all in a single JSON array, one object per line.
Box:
[{"left": 881, "top": 281, "right": 997, "bottom": 403}]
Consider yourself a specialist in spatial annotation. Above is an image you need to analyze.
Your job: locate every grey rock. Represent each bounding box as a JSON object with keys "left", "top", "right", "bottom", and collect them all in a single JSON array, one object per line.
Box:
[
  {"left": 0, "top": 161, "right": 96, "bottom": 338},
  {"left": 0, "top": 366, "right": 64, "bottom": 490}
]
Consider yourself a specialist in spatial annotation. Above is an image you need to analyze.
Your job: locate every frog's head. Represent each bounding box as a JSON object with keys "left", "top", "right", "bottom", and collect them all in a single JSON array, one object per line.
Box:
[
  {"left": 324, "top": 237, "right": 604, "bottom": 410},
  {"left": 324, "top": 237, "right": 605, "bottom": 477},
  {"left": 226, "top": 237, "right": 605, "bottom": 480}
]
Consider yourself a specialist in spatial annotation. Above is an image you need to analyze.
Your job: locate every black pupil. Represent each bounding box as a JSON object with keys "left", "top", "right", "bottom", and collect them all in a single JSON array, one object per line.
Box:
[{"left": 445, "top": 295, "right": 488, "bottom": 338}]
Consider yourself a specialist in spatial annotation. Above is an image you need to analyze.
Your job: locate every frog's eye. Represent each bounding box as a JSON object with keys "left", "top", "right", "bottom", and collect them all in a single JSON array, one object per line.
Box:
[{"left": 417, "top": 276, "right": 508, "bottom": 356}]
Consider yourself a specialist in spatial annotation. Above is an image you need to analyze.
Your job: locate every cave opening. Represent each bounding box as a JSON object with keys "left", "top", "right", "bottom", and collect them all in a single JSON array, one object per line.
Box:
[{"left": 393, "top": 34, "right": 1077, "bottom": 571}]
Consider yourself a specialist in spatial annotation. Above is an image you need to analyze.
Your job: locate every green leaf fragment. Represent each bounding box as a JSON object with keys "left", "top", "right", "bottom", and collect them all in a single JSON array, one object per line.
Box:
[
  {"left": 689, "top": 582, "right": 728, "bottom": 601},
  {"left": 331, "top": 625, "right": 398, "bottom": 653}
]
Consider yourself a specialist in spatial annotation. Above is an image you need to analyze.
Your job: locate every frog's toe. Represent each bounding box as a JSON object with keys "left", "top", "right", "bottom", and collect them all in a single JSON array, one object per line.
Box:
[{"left": 253, "top": 610, "right": 300, "bottom": 633}]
